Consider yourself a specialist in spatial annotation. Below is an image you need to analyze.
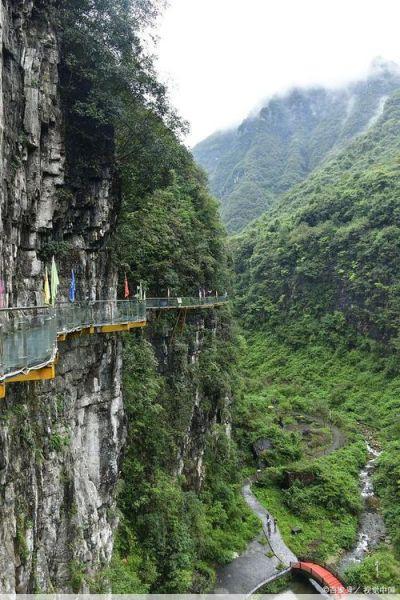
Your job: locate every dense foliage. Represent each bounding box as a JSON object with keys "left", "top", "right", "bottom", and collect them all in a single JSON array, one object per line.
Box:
[
  {"left": 235, "top": 92, "right": 400, "bottom": 349},
  {"left": 57, "top": 0, "right": 177, "bottom": 174},
  {"left": 232, "top": 89, "right": 400, "bottom": 586},
  {"left": 57, "top": 1, "right": 400, "bottom": 592},
  {"left": 106, "top": 324, "right": 257, "bottom": 593},
  {"left": 234, "top": 331, "right": 400, "bottom": 586},
  {"left": 116, "top": 159, "right": 227, "bottom": 296},
  {"left": 57, "top": 0, "right": 248, "bottom": 593},
  {"left": 194, "top": 61, "right": 400, "bottom": 232},
  {"left": 58, "top": 0, "right": 229, "bottom": 296},
  {"left": 345, "top": 548, "right": 400, "bottom": 591}
]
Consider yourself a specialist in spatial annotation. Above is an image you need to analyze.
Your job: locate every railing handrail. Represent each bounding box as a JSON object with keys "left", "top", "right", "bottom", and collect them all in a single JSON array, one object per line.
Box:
[
  {"left": 0, "top": 299, "right": 144, "bottom": 311},
  {"left": 146, "top": 296, "right": 226, "bottom": 299},
  {"left": 0, "top": 306, "right": 55, "bottom": 312},
  {"left": 0, "top": 296, "right": 229, "bottom": 383},
  {"left": 0, "top": 297, "right": 228, "bottom": 312}
]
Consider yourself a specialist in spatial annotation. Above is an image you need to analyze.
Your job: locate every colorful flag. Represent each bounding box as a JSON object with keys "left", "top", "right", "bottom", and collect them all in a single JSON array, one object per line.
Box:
[
  {"left": 69, "top": 269, "right": 76, "bottom": 303},
  {"left": 43, "top": 267, "right": 51, "bottom": 305},
  {"left": 124, "top": 274, "right": 130, "bottom": 299},
  {"left": 50, "top": 256, "right": 59, "bottom": 306}
]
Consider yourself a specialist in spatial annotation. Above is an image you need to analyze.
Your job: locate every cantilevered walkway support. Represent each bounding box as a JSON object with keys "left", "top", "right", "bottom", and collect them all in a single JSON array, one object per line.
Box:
[{"left": 0, "top": 296, "right": 228, "bottom": 397}]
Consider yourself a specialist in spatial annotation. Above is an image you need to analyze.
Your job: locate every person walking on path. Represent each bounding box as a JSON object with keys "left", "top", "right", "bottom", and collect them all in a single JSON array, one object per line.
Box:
[{"left": 274, "top": 518, "right": 278, "bottom": 533}]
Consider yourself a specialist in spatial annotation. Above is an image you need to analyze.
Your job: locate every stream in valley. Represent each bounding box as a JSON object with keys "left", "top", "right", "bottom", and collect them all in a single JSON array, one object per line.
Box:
[
  {"left": 338, "top": 441, "right": 386, "bottom": 573},
  {"left": 216, "top": 418, "right": 387, "bottom": 595}
]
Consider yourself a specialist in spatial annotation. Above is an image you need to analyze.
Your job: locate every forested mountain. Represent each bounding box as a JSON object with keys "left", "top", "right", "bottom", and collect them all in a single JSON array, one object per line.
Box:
[
  {"left": 234, "top": 90, "right": 400, "bottom": 345},
  {"left": 194, "top": 59, "right": 400, "bottom": 232},
  {"left": 59, "top": 0, "right": 256, "bottom": 593},
  {"left": 233, "top": 87, "right": 400, "bottom": 586},
  {"left": 4, "top": 0, "right": 400, "bottom": 592}
]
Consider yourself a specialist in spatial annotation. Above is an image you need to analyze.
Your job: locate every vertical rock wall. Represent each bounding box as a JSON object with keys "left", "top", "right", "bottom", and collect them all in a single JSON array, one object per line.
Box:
[
  {"left": 147, "top": 312, "right": 232, "bottom": 493},
  {"left": 0, "top": 1, "right": 233, "bottom": 592},
  {"left": 0, "top": 1, "right": 124, "bottom": 591}
]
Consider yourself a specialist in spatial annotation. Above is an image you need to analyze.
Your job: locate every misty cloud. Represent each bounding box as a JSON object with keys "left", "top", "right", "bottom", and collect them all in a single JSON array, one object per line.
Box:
[{"left": 156, "top": 0, "right": 400, "bottom": 146}]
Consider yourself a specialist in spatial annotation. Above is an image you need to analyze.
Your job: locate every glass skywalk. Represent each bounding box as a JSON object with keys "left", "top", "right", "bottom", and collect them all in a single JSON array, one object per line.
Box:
[{"left": 0, "top": 296, "right": 228, "bottom": 384}]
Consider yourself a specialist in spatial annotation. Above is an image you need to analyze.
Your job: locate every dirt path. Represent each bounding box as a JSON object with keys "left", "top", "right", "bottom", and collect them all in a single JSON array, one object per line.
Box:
[{"left": 313, "top": 418, "right": 346, "bottom": 456}]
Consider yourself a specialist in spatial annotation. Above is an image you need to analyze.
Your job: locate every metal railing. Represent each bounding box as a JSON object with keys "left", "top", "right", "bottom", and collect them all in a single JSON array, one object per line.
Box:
[
  {"left": 0, "top": 296, "right": 228, "bottom": 383},
  {"left": 0, "top": 300, "right": 146, "bottom": 382},
  {"left": 0, "top": 307, "right": 58, "bottom": 380},
  {"left": 146, "top": 296, "right": 228, "bottom": 309}
]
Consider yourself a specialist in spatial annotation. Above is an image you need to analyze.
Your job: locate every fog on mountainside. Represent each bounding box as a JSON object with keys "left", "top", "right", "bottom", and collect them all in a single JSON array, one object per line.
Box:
[
  {"left": 231, "top": 74, "right": 400, "bottom": 588},
  {"left": 193, "top": 59, "right": 400, "bottom": 232}
]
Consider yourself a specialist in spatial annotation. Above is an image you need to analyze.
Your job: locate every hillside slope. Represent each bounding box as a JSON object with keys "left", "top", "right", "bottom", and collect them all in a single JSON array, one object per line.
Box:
[
  {"left": 234, "top": 90, "right": 400, "bottom": 347},
  {"left": 194, "top": 60, "right": 400, "bottom": 232},
  {"left": 233, "top": 89, "right": 400, "bottom": 583},
  {"left": 0, "top": 0, "right": 254, "bottom": 593}
]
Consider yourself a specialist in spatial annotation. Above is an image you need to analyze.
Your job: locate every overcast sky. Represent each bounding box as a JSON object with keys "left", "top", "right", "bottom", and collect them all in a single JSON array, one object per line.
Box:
[{"left": 156, "top": 0, "right": 400, "bottom": 146}]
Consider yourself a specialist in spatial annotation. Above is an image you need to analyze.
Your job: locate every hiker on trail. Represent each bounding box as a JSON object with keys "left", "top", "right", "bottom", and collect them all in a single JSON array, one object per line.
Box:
[
  {"left": 274, "top": 518, "right": 277, "bottom": 533},
  {"left": 267, "top": 520, "right": 271, "bottom": 537},
  {"left": 269, "top": 517, "right": 273, "bottom": 534}
]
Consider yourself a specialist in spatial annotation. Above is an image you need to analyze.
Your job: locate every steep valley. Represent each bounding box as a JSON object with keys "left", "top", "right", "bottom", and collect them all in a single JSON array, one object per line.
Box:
[
  {"left": 194, "top": 58, "right": 400, "bottom": 233},
  {"left": 2, "top": 0, "right": 400, "bottom": 594},
  {"left": 0, "top": 0, "right": 255, "bottom": 592},
  {"left": 229, "top": 86, "right": 400, "bottom": 591}
]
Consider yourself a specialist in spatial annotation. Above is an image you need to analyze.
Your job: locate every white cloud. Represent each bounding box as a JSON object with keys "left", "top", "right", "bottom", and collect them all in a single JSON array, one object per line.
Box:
[{"left": 156, "top": 0, "right": 400, "bottom": 146}]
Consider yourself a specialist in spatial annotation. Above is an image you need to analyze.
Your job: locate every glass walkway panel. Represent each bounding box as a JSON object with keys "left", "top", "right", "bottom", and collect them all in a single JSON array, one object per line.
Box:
[
  {"left": 0, "top": 300, "right": 147, "bottom": 383},
  {"left": 0, "top": 296, "right": 228, "bottom": 394}
]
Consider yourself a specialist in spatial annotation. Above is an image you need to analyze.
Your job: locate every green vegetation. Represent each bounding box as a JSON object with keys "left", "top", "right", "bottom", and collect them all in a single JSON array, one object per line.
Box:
[
  {"left": 69, "top": 560, "right": 86, "bottom": 594},
  {"left": 345, "top": 548, "right": 400, "bottom": 591},
  {"left": 57, "top": 0, "right": 252, "bottom": 593},
  {"left": 57, "top": 0, "right": 400, "bottom": 593},
  {"left": 375, "top": 442, "right": 400, "bottom": 551},
  {"left": 116, "top": 163, "right": 227, "bottom": 295},
  {"left": 110, "top": 330, "right": 258, "bottom": 592},
  {"left": 234, "top": 92, "right": 400, "bottom": 348},
  {"left": 194, "top": 62, "right": 400, "bottom": 232},
  {"left": 58, "top": 0, "right": 176, "bottom": 178},
  {"left": 233, "top": 331, "right": 400, "bottom": 582},
  {"left": 232, "top": 90, "right": 400, "bottom": 587},
  {"left": 15, "top": 515, "right": 31, "bottom": 564},
  {"left": 258, "top": 571, "right": 295, "bottom": 593},
  {"left": 255, "top": 484, "right": 358, "bottom": 562},
  {"left": 49, "top": 432, "right": 70, "bottom": 453},
  {"left": 235, "top": 332, "right": 364, "bottom": 561}
]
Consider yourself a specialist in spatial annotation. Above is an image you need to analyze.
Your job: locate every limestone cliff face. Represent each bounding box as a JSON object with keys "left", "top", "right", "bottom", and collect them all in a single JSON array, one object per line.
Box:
[
  {"left": 0, "top": 1, "right": 232, "bottom": 592},
  {"left": 147, "top": 312, "right": 232, "bottom": 493},
  {"left": 0, "top": 1, "right": 123, "bottom": 592}
]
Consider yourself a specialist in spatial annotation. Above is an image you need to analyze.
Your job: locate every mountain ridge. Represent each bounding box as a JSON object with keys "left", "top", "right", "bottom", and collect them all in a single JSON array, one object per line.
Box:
[
  {"left": 193, "top": 60, "right": 400, "bottom": 232},
  {"left": 232, "top": 82, "right": 400, "bottom": 588}
]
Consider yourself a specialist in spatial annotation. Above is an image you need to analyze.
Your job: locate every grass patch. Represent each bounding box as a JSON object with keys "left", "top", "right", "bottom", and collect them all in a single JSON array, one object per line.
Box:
[
  {"left": 253, "top": 484, "right": 358, "bottom": 563},
  {"left": 234, "top": 329, "right": 400, "bottom": 573},
  {"left": 345, "top": 547, "right": 400, "bottom": 592}
]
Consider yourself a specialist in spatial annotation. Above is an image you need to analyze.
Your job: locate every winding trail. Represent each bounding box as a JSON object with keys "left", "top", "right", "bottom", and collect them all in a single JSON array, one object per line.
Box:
[
  {"left": 214, "top": 480, "right": 296, "bottom": 594},
  {"left": 289, "top": 414, "right": 345, "bottom": 458},
  {"left": 214, "top": 418, "right": 346, "bottom": 594}
]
